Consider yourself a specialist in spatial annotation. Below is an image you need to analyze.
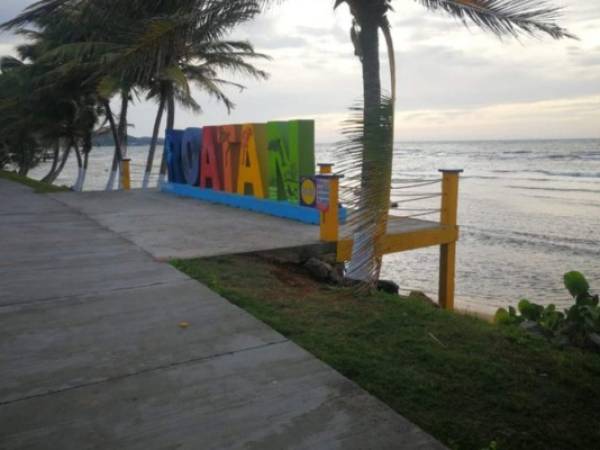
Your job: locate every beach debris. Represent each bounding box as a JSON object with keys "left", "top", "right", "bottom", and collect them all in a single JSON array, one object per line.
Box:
[
  {"left": 303, "top": 257, "right": 342, "bottom": 284},
  {"left": 428, "top": 332, "right": 446, "bottom": 348},
  {"left": 377, "top": 279, "right": 399, "bottom": 294}
]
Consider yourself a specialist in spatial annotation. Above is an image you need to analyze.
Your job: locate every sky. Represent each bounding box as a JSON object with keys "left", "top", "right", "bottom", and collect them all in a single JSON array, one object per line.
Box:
[{"left": 1, "top": 0, "right": 599, "bottom": 141}]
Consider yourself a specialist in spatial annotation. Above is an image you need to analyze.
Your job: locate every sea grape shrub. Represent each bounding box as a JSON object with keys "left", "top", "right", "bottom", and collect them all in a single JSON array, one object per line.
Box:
[
  {"left": 495, "top": 271, "right": 600, "bottom": 352},
  {"left": 517, "top": 299, "right": 544, "bottom": 322},
  {"left": 564, "top": 271, "right": 590, "bottom": 299},
  {"left": 494, "top": 305, "right": 522, "bottom": 326}
]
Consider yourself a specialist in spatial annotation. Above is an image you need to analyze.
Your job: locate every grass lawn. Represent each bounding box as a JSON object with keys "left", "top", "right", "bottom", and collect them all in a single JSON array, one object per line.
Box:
[
  {"left": 0, "top": 170, "right": 70, "bottom": 193},
  {"left": 173, "top": 254, "right": 600, "bottom": 450}
]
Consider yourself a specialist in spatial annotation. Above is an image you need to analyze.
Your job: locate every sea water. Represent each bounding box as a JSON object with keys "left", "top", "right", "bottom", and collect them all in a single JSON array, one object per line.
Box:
[{"left": 29, "top": 139, "right": 600, "bottom": 313}]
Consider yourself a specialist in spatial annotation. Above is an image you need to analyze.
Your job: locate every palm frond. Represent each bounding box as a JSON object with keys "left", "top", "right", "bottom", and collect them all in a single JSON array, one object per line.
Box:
[
  {"left": 335, "top": 97, "right": 395, "bottom": 285},
  {"left": 417, "top": 0, "right": 575, "bottom": 39}
]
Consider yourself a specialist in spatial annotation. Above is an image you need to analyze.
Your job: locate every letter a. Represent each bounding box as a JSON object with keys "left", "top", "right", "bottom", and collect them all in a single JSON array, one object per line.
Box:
[
  {"left": 200, "top": 126, "right": 222, "bottom": 190},
  {"left": 218, "top": 125, "right": 241, "bottom": 193},
  {"left": 237, "top": 124, "right": 267, "bottom": 198}
]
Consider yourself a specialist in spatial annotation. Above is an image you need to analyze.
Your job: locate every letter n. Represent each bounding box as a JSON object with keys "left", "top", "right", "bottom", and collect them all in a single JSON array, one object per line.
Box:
[{"left": 267, "top": 121, "right": 296, "bottom": 202}]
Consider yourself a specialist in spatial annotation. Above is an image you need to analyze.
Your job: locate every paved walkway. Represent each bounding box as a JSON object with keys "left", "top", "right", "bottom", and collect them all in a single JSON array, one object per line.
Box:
[
  {"left": 50, "top": 189, "right": 323, "bottom": 261},
  {"left": 0, "top": 179, "right": 445, "bottom": 449}
]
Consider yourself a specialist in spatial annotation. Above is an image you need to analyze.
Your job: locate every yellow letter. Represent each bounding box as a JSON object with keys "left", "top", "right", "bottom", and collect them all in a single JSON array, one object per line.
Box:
[{"left": 237, "top": 124, "right": 267, "bottom": 198}]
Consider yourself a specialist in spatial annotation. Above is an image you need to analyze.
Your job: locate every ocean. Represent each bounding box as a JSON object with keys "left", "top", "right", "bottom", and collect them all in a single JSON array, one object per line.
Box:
[{"left": 29, "top": 139, "right": 600, "bottom": 314}]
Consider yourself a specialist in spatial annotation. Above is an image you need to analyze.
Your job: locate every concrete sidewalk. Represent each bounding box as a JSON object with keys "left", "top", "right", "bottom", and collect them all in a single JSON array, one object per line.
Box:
[
  {"left": 50, "top": 189, "right": 324, "bottom": 261},
  {"left": 0, "top": 179, "right": 445, "bottom": 449}
]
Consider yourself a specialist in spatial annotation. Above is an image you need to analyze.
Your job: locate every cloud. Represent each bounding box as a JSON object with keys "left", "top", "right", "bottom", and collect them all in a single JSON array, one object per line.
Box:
[
  {"left": 394, "top": 95, "right": 600, "bottom": 140},
  {"left": 1, "top": 0, "right": 599, "bottom": 142},
  {"left": 0, "top": 0, "right": 32, "bottom": 24},
  {"left": 0, "top": 0, "right": 37, "bottom": 45}
]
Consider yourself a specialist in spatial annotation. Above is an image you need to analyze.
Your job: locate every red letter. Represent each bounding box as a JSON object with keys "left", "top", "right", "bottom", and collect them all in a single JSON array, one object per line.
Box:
[
  {"left": 200, "top": 126, "right": 222, "bottom": 190},
  {"left": 218, "top": 125, "right": 241, "bottom": 193}
]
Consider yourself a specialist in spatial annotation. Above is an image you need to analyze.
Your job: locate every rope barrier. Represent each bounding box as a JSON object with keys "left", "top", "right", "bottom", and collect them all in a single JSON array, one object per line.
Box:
[
  {"left": 391, "top": 194, "right": 441, "bottom": 204},
  {"left": 391, "top": 180, "right": 441, "bottom": 189},
  {"left": 392, "top": 192, "right": 441, "bottom": 197},
  {"left": 405, "top": 210, "right": 441, "bottom": 218},
  {"left": 391, "top": 207, "right": 441, "bottom": 212}
]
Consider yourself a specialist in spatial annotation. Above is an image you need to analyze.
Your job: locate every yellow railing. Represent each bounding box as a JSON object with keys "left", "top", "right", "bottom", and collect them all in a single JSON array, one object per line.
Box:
[{"left": 319, "top": 165, "right": 462, "bottom": 310}]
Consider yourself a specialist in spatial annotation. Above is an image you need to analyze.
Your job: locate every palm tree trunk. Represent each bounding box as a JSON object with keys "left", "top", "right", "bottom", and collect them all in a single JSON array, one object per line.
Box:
[
  {"left": 117, "top": 89, "right": 130, "bottom": 189},
  {"left": 48, "top": 144, "right": 72, "bottom": 184},
  {"left": 104, "top": 100, "right": 123, "bottom": 191},
  {"left": 41, "top": 140, "right": 60, "bottom": 183},
  {"left": 360, "top": 18, "right": 381, "bottom": 118},
  {"left": 117, "top": 89, "right": 129, "bottom": 158},
  {"left": 346, "top": 14, "right": 393, "bottom": 284},
  {"left": 17, "top": 144, "right": 28, "bottom": 177},
  {"left": 79, "top": 130, "right": 92, "bottom": 191},
  {"left": 381, "top": 19, "right": 396, "bottom": 103},
  {"left": 143, "top": 92, "right": 166, "bottom": 188},
  {"left": 157, "top": 91, "right": 175, "bottom": 186},
  {"left": 73, "top": 142, "right": 83, "bottom": 192}
]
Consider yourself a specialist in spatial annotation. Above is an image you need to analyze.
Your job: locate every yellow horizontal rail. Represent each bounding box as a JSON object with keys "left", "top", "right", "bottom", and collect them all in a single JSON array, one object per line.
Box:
[{"left": 337, "top": 225, "right": 459, "bottom": 262}]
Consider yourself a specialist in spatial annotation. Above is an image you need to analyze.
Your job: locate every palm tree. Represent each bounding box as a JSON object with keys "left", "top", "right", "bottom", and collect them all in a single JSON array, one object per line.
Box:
[
  {"left": 0, "top": 54, "right": 73, "bottom": 178},
  {"left": 330, "top": 0, "right": 573, "bottom": 284},
  {"left": 3, "top": 0, "right": 269, "bottom": 190},
  {"left": 2, "top": 5, "right": 125, "bottom": 190},
  {"left": 107, "top": 1, "right": 269, "bottom": 187}
]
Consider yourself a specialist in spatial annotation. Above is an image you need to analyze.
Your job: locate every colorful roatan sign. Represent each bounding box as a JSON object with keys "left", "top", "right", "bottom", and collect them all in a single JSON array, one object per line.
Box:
[{"left": 165, "top": 120, "right": 316, "bottom": 205}]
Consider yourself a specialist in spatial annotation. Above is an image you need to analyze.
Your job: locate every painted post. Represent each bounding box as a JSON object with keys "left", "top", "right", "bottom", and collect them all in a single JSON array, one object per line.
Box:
[
  {"left": 317, "top": 163, "right": 341, "bottom": 242},
  {"left": 318, "top": 163, "right": 333, "bottom": 175},
  {"left": 438, "top": 169, "right": 462, "bottom": 310},
  {"left": 120, "top": 159, "right": 131, "bottom": 191}
]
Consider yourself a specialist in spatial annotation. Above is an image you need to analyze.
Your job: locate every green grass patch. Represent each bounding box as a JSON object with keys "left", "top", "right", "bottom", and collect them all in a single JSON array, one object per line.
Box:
[
  {"left": 173, "top": 255, "right": 600, "bottom": 450},
  {"left": 0, "top": 170, "right": 70, "bottom": 193}
]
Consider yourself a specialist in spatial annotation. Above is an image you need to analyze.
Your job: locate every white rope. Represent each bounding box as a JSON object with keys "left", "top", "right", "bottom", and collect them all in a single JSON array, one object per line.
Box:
[
  {"left": 391, "top": 180, "right": 441, "bottom": 190},
  {"left": 391, "top": 194, "right": 441, "bottom": 204}
]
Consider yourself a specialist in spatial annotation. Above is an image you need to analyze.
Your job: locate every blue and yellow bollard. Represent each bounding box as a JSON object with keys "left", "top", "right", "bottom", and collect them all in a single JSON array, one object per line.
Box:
[{"left": 317, "top": 163, "right": 341, "bottom": 242}]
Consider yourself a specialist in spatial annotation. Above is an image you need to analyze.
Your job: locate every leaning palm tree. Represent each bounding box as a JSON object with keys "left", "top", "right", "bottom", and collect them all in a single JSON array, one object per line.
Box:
[
  {"left": 117, "top": 4, "right": 269, "bottom": 188},
  {"left": 3, "top": 0, "right": 269, "bottom": 189},
  {"left": 2, "top": 0, "right": 127, "bottom": 189},
  {"left": 331, "top": 0, "right": 573, "bottom": 284}
]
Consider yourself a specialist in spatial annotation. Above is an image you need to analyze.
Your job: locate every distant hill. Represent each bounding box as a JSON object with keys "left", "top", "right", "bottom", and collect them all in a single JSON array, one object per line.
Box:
[{"left": 92, "top": 134, "right": 165, "bottom": 147}]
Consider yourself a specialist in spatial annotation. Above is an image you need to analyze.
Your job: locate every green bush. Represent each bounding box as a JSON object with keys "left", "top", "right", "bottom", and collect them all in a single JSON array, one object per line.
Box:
[
  {"left": 564, "top": 271, "right": 590, "bottom": 299},
  {"left": 496, "top": 272, "right": 600, "bottom": 352}
]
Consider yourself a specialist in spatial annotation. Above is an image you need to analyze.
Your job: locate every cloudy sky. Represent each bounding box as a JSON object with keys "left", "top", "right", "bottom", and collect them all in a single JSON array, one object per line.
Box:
[{"left": 1, "top": 0, "right": 599, "bottom": 141}]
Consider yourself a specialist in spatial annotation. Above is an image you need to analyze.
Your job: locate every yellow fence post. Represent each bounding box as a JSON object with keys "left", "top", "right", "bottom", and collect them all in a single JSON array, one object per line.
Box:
[
  {"left": 120, "top": 158, "right": 131, "bottom": 191},
  {"left": 318, "top": 163, "right": 333, "bottom": 175},
  {"left": 438, "top": 169, "right": 462, "bottom": 310},
  {"left": 317, "top": 163, "right": 341, "bottom": 242}
]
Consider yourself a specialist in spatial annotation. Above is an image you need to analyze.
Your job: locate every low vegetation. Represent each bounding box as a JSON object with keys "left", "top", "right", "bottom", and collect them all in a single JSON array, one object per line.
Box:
[
  {"left": 0, "top": 170, "right": 69, "bottom": 193},
  {"left": 496, "top": 271, "right": 600, "bottom": 352},
  {"left": 173, "top": 254, "right": 600, "bottom": 450}
]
